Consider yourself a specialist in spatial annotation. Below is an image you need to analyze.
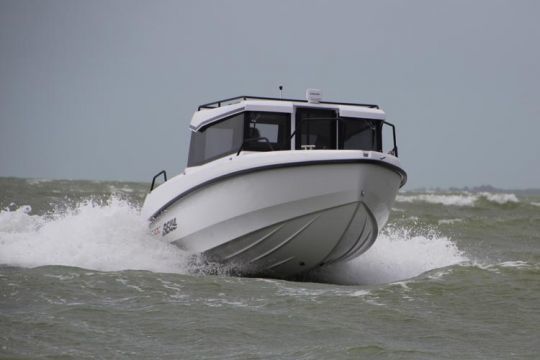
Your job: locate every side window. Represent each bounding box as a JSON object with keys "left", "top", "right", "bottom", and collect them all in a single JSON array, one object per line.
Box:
[
  {"left": 187, "top": 113, "right": 244, "bottom": 166},
  {"left": 339, "top": 118, "right": 382, "bottom": 151},
  {"left": 244, "top": 112, "right": 291, "bottom": 151}
]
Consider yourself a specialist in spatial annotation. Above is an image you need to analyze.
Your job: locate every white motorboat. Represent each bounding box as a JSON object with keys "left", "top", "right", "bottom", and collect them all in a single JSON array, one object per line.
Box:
[{"left": 142, "top": 90, "right": 407, "bottom": 278}]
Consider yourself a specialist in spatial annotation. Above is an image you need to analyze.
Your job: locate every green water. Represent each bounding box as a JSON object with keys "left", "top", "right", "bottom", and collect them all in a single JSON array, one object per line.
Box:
[{"left": 1, "top": 178, "right": 539, "bottom": 359}]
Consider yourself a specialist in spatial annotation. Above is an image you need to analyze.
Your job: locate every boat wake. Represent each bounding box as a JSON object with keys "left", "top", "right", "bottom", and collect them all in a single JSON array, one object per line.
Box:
[{"left": 1, "top": 198, "right": 467, "bottom": 284}]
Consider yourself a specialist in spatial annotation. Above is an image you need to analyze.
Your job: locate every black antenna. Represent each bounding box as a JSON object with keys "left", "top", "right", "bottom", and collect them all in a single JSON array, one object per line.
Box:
[{"left": 279, "top": 85, "right": 283, "bottom": 99}]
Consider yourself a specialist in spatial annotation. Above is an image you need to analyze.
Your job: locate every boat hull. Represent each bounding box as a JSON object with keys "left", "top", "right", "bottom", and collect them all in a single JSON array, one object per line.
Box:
[{"left": 147, "top": 160, "right": 402, "bottom": 278}]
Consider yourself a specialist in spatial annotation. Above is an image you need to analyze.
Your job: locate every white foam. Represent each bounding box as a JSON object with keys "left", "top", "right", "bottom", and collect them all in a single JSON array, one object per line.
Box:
[
  {"left": 463, "top": 260, "right": 538, "bottom": 274},
  {"left": 317, "top": 226, "right": 468, "bottom": 285},
  {"left": 0, "top": 198, "right": 188, "bottom": 273},
  {"left": 438, "top": 218, "right": 464, "bottom": 225},
  {"left": 396, "top": 192, "right": 519, "bottom": 206},
  {"left": 349, "top": 289, "right": 371, "bottom": 297},
  {"left": 25, "top": 178, "right": 54, "bottom": 185},
  {"left": 497, "top": 260, "right": 534, "bottom": 269},
  {"left": 0, "top": 205, "right": 43, "bottom": 233},
  {"left": 396, "top": 193, "right": 477, "bottom": 206},
  {"left": 478, "top": 192, "right": 519, "bottom": 204}
]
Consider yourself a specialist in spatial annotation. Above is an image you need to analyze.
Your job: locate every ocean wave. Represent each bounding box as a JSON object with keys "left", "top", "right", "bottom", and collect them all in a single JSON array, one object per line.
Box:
[
  {"left": 0, "top": 197, "right": 188, "bottom": 273},
  {"left": 459, "top": 260, "right": 539, "bottom": 274},
  {"left": 25, "top": 178, "right": 54, "bottom": 185},
  {"left": 479, "top": 192, "right": 519, "bottom": 204},
  {"left": 497, "top": 260, "right": 534, "bottom": 269},
  {"left": 396, "top": 193, "right": 476, "bottom": 206},
  {"left": 396, "top": 192, "right": 519, "bottom": 207}
]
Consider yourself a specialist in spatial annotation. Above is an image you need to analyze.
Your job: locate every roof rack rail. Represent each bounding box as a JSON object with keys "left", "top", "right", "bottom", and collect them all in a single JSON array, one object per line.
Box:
[{"left": 197, "top": 95, "right": 379, "bottom": 111}]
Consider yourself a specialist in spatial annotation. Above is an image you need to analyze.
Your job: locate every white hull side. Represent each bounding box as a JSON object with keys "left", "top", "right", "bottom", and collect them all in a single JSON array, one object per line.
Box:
[{"left": 149, "top": 162, "right": 401, "bottom": 278}]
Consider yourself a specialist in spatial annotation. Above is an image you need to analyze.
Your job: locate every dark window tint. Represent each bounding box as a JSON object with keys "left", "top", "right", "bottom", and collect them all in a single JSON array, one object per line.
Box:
[
  {"left": 339, "top": 118, "right": 382, "bottom": 151},
  {"left": 244, "top": 112, "right": 290, "bottom": 152},
  {"left": 296, "top": 108, "right": 337, "bottom": 150},
  {"left": 187, "top": 113, "right": 244, "bottom": 166}
]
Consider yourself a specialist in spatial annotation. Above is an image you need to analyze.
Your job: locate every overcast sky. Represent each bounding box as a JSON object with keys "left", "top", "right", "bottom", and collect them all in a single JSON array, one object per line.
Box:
[{"left": 1, "top": 0, "right": 539, "bottom": 189}]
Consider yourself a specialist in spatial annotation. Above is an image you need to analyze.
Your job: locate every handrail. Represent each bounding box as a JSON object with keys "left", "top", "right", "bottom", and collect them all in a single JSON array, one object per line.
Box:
[
  {"left": 150, "top": 170, "right": 167, "bottom": 191},
  {"left": 198, "top": 95, "right": 379, "bottom": 111},
  {"left": 382, "top": 121, "right": 398, "bottom": 157},
  {"left": 236, "top": 137, "right": 274, "bottom": 156}
]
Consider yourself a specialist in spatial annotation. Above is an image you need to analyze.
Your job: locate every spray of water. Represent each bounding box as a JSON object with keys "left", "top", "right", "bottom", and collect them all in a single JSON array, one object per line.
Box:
[
  {"left": 0, "top": 197, "right": 188, "bottom": 273},
  {"left": 1, "top": 199, "right": 468, "bottom": 284},
  {"left": 311, "top": 225, "right": 468, "bottom": 285}
]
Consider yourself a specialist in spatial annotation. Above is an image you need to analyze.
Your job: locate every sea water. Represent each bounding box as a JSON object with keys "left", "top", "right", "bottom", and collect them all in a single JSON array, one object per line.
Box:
[{"left": 1, "top": 178, "right": 538, "bottom": 359}]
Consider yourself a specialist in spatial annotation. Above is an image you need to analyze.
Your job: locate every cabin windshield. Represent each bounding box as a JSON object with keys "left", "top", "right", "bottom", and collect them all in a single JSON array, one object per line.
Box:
[
  {"left": 296, "top": 108, "right": 337, "bottom": 150},
  {"left": 244, "top": 112, "right": 290, "bottom": 152},
  {"left": 187, "top": 111, "right": 290, "bottom": 166}
]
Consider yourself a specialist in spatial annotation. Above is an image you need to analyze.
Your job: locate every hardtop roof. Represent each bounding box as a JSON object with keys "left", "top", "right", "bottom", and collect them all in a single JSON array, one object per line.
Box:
[
  {"left": 198, "top": 95, "right": 379, "bottom": 111},
  {"left": 190, "top": 96, "right": 386, "bottom": 132}
]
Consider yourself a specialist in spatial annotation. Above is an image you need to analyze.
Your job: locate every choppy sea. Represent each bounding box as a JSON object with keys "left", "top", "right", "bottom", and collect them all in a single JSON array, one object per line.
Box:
[{"left": 1, "top": 177, "right": 539, "bottom": 359}]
